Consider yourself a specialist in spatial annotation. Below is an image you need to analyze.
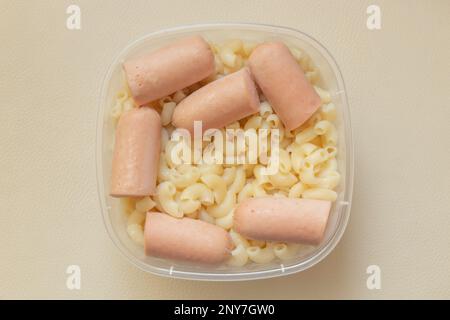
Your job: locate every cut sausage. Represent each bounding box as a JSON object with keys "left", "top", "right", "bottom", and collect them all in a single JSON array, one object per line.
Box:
[
  {"left": 124, "top": 35, "right": 215, "bottom": 105},
  {"left": 234, "top": 197, "right": 331, "bottom": 245},
  {"left": 248, "top": 42, "right": 321, "bottom": 131},
  {"left": 144, "top": 212, "right": 233, "bottom": 264},
  {"left": 172, "top": 68, "right": 260, "bottom": 133},
  {"left": 110, "top": 107, "right": 161, "bottom": 197}
]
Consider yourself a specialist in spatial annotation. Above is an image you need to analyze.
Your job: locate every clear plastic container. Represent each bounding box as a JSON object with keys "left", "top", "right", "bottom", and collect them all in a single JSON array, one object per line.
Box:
[{"left": 97, "top": 23, "right": 354, "bottom": 281}]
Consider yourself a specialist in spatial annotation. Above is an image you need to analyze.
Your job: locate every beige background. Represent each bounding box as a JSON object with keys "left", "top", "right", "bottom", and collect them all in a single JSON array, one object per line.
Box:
[{"left": 1, "top": 0, "right": 449, "bottom": 299}]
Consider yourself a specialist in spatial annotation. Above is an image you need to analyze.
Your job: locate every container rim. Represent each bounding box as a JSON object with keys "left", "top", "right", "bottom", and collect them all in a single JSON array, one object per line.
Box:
[{"left": 96, "top": 22, "right": 354, "bottom": 281}]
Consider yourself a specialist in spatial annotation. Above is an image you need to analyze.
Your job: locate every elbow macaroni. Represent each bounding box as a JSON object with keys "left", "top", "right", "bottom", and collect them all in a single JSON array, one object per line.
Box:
[
  {"left": 237, "top": 183, "right": 254, "bottom": 202},
  {"left": 207, "top": 190, "right": 236, "bottom": 218},
  {"left": 228, "top": 166, "right": 246, "bottom": 194},
  {"left": 126, "top": 224, "right": 144, "bottom": 246},
  {"left": 179, "top": 183, "right": 214, "bottom": 213},
  {"left": 273, "top": 243, "right": 302, "bottom": 260},
  {"left": 229, "top": 229, "right": 250, "bottom": 248},
  {"left": 161, "top": 102, "right": 176, "bottom": 126},
  {"left": 227, "top": 244, "right": 249, "bottom": 267},
  {"left": 247, "top": 245, "right": 276, "bottom": 264},
  {"left": 156, "top": 181, "right": 182, "bottom": 218},
  {"left": 200, "top": 174, "right": 227, "bottom": 204},
  {"left": 302, "top": 188, "right": 338, "bottom": 201},
  {"left": 215, "top": 209, "right": 234, "bottom": 230}
]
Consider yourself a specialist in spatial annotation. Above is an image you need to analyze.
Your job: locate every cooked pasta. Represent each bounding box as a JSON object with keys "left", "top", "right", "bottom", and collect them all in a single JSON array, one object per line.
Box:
[
  {"left": 179, "top": 183, "right": 214, "bottom": 213},
  {"left": 247, "top": 245, "right": 276, "bottom": 264},
  {"left": 237, "top": 183, "right": 254, "bottom": 203},
  {"left": 229, "top": 229, "right": 250, "bottom": 248},
  {"left": 228, "top": 166, "right": 246, "bottom": 193},
  {"left": 161, "top": 101, "right": 176, "bottom": 126},
  {"left": 200, "top": 174, "right": 227, "bottom": 204},
  {"left": 172, "top": 90, "right": 187, "bottom": 103},
  {"left": 289, "top": 181, "right": 306, "bottom": 198},
  {"left": 126, "top": 224, "right": 144, "bottom": 246},
  {"left": 314, "top": 85, "right": 332, "bottom": 104},
  {"left": 320, "top": 103, "right": 337, "bottom": 121},
  {"left": 302, "top": 188, "right": 338, "bottom": 201},
  {"left": 215, "top": 209, "right": 234, "bottom": 230},
  {"left": 135, "top": 196, "right": 156, "bottom": 213},
  {"left": 227, "top": 244, "right": 249, "bottom": 267},
  {"left": 127, "top": 210, "right": 146, "bottom": 226},
  {"left": 198, "top": 209, "right": 215, "bottom": 224},
  {"left": 207, "top": 190, "right": 236, "bottom": 218},
  {"left": 156, "top": 181, "right": 182, "bottom": 218},
  {"left": 273, "top": 243, "right": 302, "bottom": 260}
]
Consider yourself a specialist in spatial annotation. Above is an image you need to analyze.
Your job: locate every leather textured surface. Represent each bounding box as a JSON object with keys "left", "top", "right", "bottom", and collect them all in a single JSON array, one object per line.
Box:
[{"left": 1, "top": 0, "right": 449, "bottom": 299}]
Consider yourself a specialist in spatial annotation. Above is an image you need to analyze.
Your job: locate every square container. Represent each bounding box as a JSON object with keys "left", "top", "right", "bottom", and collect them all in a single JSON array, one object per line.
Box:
[{"left": 97, "top": 23, "right": 354, "bottom": 281}]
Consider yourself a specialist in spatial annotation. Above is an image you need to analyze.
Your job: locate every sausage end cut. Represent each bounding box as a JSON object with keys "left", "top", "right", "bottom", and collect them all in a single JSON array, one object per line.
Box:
[
  {"left": 124, "top": 35, "right": 215, "bottom": 106},
  {"left": 248, "top": 41, "right": 321, "bottom": 131},
  {"left": 144, "top": 212, "right": 233, "bottom": 264},
  {"left": 234, "top": 197, "right": 332, "bottom": 245},
  {"left": 172, "top": 67, "right": 260, "bottom": 133},
  {"left": 110, "top": 107, "right": 161, "bottom": 197}
]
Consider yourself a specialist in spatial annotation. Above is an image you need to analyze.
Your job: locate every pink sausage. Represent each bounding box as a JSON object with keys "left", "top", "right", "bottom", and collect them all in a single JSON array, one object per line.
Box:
[
  {"left": 110, "top": 107, "right": 161, "bottom": 197},
  {"left": 172, "top": 68, "right": 260, "bottom": 133},
  {"left": 248, "top": 42, "right": 321, "bottom": 131},
  {"left": 123, "top": 35, "right": 215, "bottom": 106},
  {"left": 144, "top": 212, "right": 233, "bottom": 264},
  {"left": 234, "top": 197, "right": 331, "bottom": 245}
]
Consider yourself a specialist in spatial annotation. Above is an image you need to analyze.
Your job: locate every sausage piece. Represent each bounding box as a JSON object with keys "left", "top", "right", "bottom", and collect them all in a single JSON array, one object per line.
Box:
[
  {"left": 234, "top": 197, "right": 331, "bottom": 245},
  {"left": 248, "top": 42, "right": 321, "bottom": 131},
  {"left": 172, "top": 68, "right": 260, "bottom": 133},
  {"left": 110, "top": 107, "right": 161, "bottom": 197},
  {"left": 124, "top": 35, "right": 215, "bottom": 105},
  {"left": 144, "top": 212, "right": 233, "bottom": 264}
]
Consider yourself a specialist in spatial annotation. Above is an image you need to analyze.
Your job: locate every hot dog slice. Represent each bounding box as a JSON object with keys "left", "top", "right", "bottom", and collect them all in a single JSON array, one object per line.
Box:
[
  {"left": 124, "top": 35, "right": 215, "bottom": 105},
  {"left": 248, "top": 42, "right": 321, "bottom": 131},
  {"left": 234, "top": 197, "right": 331, "bottom": 245},
  {"left": 172, "top": 68, "right": 260, "bottom": 133},
  {"left": 110, "top": 107, "right": 161, "bottom": 197},
  {"left": 144, "top": 212, "right": 232, "bottom": 264}
]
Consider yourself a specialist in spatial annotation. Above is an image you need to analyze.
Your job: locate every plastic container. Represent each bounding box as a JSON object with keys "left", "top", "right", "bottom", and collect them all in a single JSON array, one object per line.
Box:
[{"left": 97, "top": 23, "right": 354, "bottom": 281}]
